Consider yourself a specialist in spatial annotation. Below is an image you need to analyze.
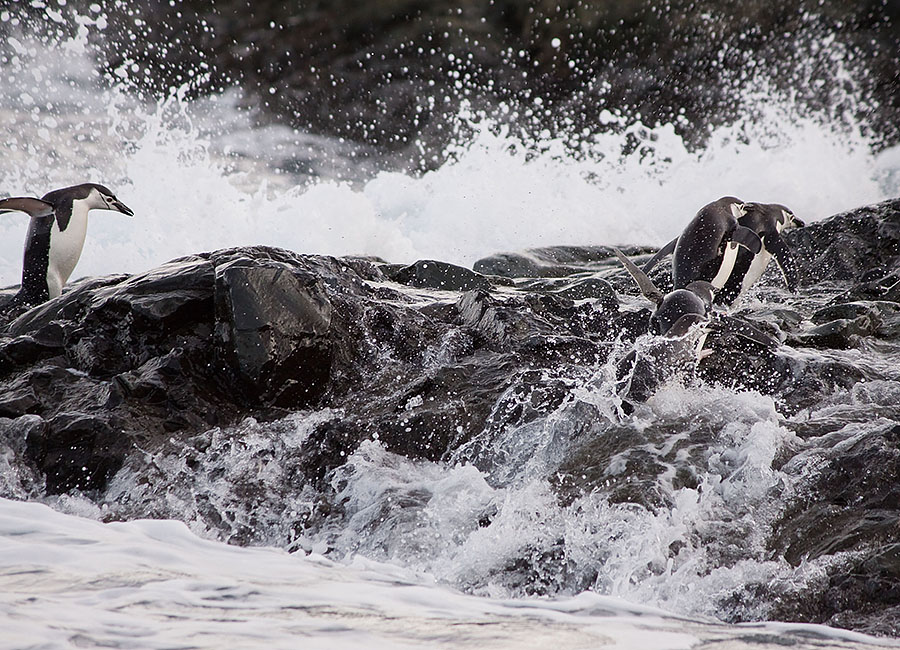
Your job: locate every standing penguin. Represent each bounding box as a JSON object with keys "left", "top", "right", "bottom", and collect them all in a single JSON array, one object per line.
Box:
[
  {"left": 0, "top": 183, "right": 133, "bottom": 306},
  {"left": 715, "top": 202, "right": 802, "bottom": 305}
]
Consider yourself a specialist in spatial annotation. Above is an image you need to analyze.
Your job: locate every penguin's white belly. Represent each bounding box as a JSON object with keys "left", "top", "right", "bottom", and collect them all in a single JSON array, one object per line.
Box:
[
  {"left": 710, "top": 242, "right": 740, "bottom": 290},
  {"left": 47, "top": 208, "right": 89, "bottom": 298},
  {"left": 740, "top": 249, "right": 773, "bottom": 294}
]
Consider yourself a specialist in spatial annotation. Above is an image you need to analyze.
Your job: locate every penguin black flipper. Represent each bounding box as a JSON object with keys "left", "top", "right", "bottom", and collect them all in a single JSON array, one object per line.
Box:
[
  {"left": 53, "top": 201, "right": 73, "bottom": 231},
  {"left": 765, "top": 234, "right": 800, "bottom": 292},
  {"left": 613, "top": 248, "right": 664, "bottom": 302},
  {"left": 714, "top": 252, "right": 751, "bottom": 306},
  {"left": 0, "top": 197, "right": 54, "bottom": 218},
  {"left": 641, "top": 237, "right": 678, "bottom": 274},
  {"left": 730, "top": 226, "right": 762, "bottom": 254}
]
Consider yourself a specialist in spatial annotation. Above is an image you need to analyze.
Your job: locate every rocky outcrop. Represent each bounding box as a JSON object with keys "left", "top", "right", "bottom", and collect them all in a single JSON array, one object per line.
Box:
[{"left": 1, "top": 198, "right": 900, "bottom": 635}]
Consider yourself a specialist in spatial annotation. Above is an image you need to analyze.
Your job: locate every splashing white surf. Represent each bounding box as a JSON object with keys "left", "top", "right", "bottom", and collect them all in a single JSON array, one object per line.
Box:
[{"left": 0, "top": 26, "right": 898, "bottom": 288}]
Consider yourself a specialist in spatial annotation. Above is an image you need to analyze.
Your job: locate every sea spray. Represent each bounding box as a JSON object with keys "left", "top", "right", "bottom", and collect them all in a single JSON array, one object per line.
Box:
[{"left": 1, "top": 18, "right": 898, "bottom": 286}]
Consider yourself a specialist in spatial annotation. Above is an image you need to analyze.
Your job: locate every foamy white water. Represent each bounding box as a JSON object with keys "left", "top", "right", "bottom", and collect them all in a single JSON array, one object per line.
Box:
[
  {"left": 3, "top": 11, "right": 900, "bottom": 649},
  {"left": 1, "top": 498, "right": 894, "bottom": 650},
  {"left": 0, "top": 24, "right": 898, "bottom": 287}
]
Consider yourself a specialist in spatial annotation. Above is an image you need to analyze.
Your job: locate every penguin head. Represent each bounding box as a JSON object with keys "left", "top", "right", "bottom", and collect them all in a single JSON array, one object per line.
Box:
[
  {"left": 87, "top": 184, "right": 134, "bottom": 217},
  {"left": 778, "top": 207, "right": 803, "bottom": 229},
  {"left": 651, "top": 288, "right": 709, "bottom": 337},
  {"left": 709, "top": 196, "right": 745, "bottom": 219}
]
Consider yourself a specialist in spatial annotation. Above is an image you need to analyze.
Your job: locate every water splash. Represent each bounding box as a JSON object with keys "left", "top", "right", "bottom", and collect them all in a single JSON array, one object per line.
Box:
[{"left": 1, "top": 17, "right": 898, "bottom": 288}]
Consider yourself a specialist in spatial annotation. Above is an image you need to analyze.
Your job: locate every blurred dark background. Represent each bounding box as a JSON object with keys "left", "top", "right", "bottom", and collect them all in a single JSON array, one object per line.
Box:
[{"left": 9, "top": 0, "right": 900, "bottom": 166}]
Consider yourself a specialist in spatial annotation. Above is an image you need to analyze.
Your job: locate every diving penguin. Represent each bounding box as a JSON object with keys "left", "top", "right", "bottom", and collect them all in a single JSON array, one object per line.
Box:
[
  {"left": 612, "top": 247, "right": 776, "bottom": 413},
  {"left": 0, "top": 183, "right": 134, "bottom": 306},
  {"left": 614, "top": 248, "right": 714, "bottom": 338},
  {"left": 614, "top": 247, "right": 775, "bottom": 347}
]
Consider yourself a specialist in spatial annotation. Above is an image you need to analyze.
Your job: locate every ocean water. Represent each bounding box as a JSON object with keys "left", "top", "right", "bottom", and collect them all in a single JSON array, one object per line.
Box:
[
  {"left": 1, "top": 19, "right": 898, "bottom": 285},
  {"left": 2, "top": 497, "right": 898, "bottom": 650},
  {"left": 2, "top": 10, "right": 900, "bottom": 650}
]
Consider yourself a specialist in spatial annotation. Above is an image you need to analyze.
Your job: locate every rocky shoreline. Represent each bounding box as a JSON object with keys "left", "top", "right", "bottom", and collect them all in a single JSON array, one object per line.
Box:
[{"left": 1, "top": 197, "right": 899, "bottom": 634}]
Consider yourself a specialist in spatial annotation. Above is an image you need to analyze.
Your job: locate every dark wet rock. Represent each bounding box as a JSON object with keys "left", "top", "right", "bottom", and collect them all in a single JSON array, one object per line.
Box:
[
  {"left": 772, "top": 421, "right": 900, "bottom": 565},
  {"left": 474, "top": 246, "right": 644, "bottom": 278},
  {"left": 769, "top": 421, "right": 900, "bottom": 636},
  {"left": 551, "top": 278, "right": 619, "bottom": 306},
  {"left": 214, "top": 257, "right": 334, "bottom": 407},
  {"left": 795, "top": 318, "right": 873, "bottom": 349},
  {"left": 24, "top": 413, "right": 127, "bottom": 494},
  {"left": 0, "top": 199, "right": 899, "bottom": 636},
  {"left": 0, "top": 385, "right": 41, "bottom": 418},
  {"left": 787, "top": 197, "right": 900, "bottom": 286},
  {"left": 385, "top": 259, "right": 494, "bottom": 292},
  {"left": 474, "top": 252, "right": 585, "bottom": 279},
  {"left": 515, "top": 275, "right": 619, "bottom": 310},
  {"left": 0, "top": 329, "right": 65, "bottom": 370},
  {"left": 811, "top": 300, "right": 900, "bottom": 342}
]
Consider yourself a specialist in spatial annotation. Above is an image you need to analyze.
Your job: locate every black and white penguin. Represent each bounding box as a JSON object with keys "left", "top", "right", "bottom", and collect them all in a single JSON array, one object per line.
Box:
[
  {"left": 641, "top": 196, "right": 762, "bottom": 295},
  {"left": 0, "top": 183, "right": 133, "bottom": 306},
  {"left": 715, "top": 202, "right": 802, "bottom": 305},
  {"left": 614, "top": 248, "right": 714, "bottom": 338},
  {"left": 613, "top": 247, "right": 779, "bottom": 414},
  {"left": 614, "top": 248, "right": 775, "bottom": 345}
]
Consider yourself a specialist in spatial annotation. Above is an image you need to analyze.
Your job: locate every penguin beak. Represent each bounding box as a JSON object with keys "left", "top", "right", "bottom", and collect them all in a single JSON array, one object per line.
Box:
[{"left": 111, "top": 199, "right": 134, "bottom": 217}]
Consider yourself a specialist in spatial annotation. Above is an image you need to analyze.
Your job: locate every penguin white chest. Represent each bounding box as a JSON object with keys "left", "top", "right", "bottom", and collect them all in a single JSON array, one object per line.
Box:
[
  {"left": 740, "top": 248, "right": 774, "bottom": 294},
  {"left": 710, "top": 241, "right": 741, "bottom": 290},
  {"left": 47, "top": 201, "right": 90, "bottom": 298}
]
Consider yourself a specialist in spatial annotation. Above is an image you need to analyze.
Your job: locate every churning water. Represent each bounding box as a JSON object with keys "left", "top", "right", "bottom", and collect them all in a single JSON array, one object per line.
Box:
[{"left": 2, "top": 9, "right": 900, "bottom": 650}]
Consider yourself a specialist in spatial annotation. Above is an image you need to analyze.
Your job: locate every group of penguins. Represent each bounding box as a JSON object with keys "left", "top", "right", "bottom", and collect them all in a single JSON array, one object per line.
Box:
[
  {"left": 1, "top": 185, "right": 800, "bottom": 359},
  {"left": 615, "top": 195, "right": 801, "bottom": 343}
]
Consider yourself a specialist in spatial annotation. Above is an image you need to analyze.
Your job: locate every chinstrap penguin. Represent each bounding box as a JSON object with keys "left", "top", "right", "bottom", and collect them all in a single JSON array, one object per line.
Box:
[
  {"left": 0, "top": 183, "right": 133, "bottom": 306},
  {"left": 641, "top": 196, "right": 763, "bottom": 298},
  {"left": 613, "top": 247, "right": 778, "bottom": 414},
  {"left": 614, "top": 248, "right": 714, "bottom": 339},
  {"left": 715, "top": 202, "right": 803, "bottom": 305},
  {"left": 614, "top": 248, "right": 775, "bottom": 347},
  {"left": 642, "top": 197, "right": 803, "bottom": 306}
]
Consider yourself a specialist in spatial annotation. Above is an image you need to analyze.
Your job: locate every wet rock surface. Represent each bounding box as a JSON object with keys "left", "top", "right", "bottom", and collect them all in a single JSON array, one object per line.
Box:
[{"left": 1, "top": 198, "right": 900, "bottom": 635}]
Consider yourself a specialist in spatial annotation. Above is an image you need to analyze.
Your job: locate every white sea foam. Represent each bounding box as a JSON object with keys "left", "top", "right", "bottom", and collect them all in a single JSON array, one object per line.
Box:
[
  {"left": 316, "top": 385, "right": 809, "bottom": 618},
  {"left": 2, "top": 497, "right": 895, "bottom": 650},
  {"left": 1, "top": 26, "right": 898, "bottom": 288}
]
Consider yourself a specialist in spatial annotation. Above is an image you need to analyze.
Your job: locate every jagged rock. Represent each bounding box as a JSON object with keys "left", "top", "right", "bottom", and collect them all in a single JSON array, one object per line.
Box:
[
  {"left": 473, "top": 246, "right": 635, "bottom": 278},
  {"left": 787, "top": 197, "right": 900, "bottom": 285},
  {"left": 796, "top": 318, "right": 874, "bottom": 349},
  {"left": 0, "top": 385, "right": 41, "bottom": 418},
  {"left": 214, "top": 257, "right": 334, "bottom": 407},
  {"left": 24, "top": 412, "right": 127, "bottom": 494},
  {"left": 0, "top": 199, "right": 899, "bottom": 636},
  {"left": 385, "top": 259, "right": 495, "bottom": 292}
]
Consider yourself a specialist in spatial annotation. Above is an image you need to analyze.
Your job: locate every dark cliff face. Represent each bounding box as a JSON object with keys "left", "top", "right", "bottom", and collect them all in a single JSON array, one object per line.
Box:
[
  {"left": 7, "top": 1, "right": 900, "bottom": 166},
  {"left": 1, "top": 198, "right": 900, "bottom": 634}
]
